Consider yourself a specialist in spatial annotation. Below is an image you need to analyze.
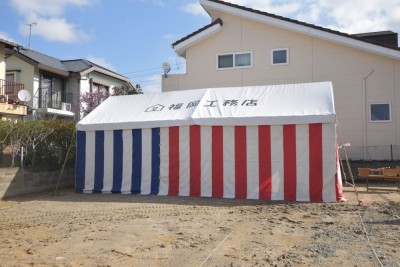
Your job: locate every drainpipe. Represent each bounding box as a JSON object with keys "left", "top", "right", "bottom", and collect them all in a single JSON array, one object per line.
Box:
[{"left": 363, "top": 69, "right": 374, "bottom": 160}]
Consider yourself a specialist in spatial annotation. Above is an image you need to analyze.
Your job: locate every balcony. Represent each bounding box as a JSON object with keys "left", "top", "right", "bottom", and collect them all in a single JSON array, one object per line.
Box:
[
  {"left": 0, "top": 79, "right": 27, "bottom": 117},
  {"left": 0, "top": 79, "right": 25, "bottom": 102},
  {"left": 37, "top": 88, "right": 75, "bottom": 117}
]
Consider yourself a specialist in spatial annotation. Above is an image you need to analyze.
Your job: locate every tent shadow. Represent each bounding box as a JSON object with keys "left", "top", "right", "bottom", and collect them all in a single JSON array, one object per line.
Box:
[{"left": 2, "top": 187, "right": 333, "bottom": 208}]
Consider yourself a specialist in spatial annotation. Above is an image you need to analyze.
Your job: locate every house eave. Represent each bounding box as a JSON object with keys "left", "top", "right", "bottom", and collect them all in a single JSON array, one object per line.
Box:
[
  {"left": 200, "top": 0, "right": 400, "bottom": 60},
  {"left": 6, "top": 49, "right": 39, "bottom": 67},
  {"left": 6, "top": 49, "right": 70, "bottom": 77},
  {"left": 0, "top": 38, "right": 21, "bottom": 49},
  {"left": 80, "top": 67, "right": 131, "bottom": 84},
  {"left": 38, "top": 64, "right": 69, "bottom": 77},
  {"left": 173, "top": 22, "right": 222, "bottom": 58}
]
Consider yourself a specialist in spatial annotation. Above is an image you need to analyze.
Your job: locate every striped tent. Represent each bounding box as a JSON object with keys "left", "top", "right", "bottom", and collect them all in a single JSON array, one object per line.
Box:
[{"left": 76, "top": 82, "right": 344, "bottom": 202}]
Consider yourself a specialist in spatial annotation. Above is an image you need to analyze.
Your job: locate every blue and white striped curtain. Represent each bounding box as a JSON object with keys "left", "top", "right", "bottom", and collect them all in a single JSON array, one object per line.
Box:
[{"left": 76, "top": 128, "right": 160, "bottom": 194}]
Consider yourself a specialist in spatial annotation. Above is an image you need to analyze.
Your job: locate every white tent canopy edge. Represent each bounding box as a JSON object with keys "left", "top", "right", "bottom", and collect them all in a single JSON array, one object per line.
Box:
[{"left": 76, "top": 81, "right": 336, "bottom": 131}]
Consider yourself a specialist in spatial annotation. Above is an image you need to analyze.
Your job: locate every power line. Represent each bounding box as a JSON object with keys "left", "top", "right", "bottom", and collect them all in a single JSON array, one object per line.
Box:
[
  {"left": 127, "top": 71, "right": 164, "bottom": 79},
  {"left": 135, "top": 78, "right": 162, "bottom": 84},
  {"left": 121, "top": 61, "right": 186, "bottom": 75},
  {"left": 126, "top": 63, "right": 187, "bottom": 83},
  {"left": 122, "top": 66, "right": 163, "bottom": 75}
]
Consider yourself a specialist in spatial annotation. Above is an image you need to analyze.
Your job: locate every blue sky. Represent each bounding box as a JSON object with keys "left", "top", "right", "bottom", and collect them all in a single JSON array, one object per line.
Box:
[{"left": 1, "top": 0, "right": 399, "bottom": 93}]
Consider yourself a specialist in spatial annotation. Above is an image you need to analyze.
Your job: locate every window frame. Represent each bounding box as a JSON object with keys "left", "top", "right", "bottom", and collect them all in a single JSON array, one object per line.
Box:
[
  {"left": 6, "top": 73, "right": 15, "bottom": 82},
  {"left": 216, "top": 51, "right": 253, "bottom": 70},
  {"left": 369, "top": 102, "right": 392, "bottom": 123},
  {"left": 217, "top": 53, "right": 234, "bottom": 69},
  {"left": 92, "top": 82, "right": 110, "bottom": 95},
  {"left": 271, "top": 48, "right": 289, "bottom": 66}
]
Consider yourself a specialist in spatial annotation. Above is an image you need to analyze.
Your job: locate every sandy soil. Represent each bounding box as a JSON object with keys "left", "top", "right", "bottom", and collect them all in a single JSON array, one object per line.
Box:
[{"left": 0, "top": 184, "right": 399, "bottom": 267}]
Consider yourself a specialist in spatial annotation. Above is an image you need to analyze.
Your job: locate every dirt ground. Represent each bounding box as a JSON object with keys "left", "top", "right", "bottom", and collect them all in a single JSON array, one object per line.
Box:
[{"left": 0, "top": 183, "right": 399, "bottom": 267}]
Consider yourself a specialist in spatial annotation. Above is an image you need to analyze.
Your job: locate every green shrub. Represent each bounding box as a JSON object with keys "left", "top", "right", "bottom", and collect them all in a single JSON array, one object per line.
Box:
[{"left": 0, "top": 120, "right": 76, "bottom": 171}]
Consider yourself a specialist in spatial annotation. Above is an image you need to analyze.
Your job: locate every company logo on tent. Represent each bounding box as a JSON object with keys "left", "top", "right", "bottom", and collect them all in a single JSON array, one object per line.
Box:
[
  {"left": 145, "top": 104, "right": 164, "bottom": 112},
  {"left": 204, "top": 99, "right": 258, "bottom": 107}
]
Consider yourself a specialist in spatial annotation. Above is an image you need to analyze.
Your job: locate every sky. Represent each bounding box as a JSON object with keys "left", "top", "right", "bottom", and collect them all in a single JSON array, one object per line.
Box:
[{"left": 1, "top": 0, "right": 400, "bottom": 94}]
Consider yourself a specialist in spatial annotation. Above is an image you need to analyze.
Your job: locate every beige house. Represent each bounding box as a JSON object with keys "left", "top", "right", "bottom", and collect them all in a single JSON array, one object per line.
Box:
[
  {"left": 6, "top": 47, "right": 133, "bottom": 120},
  {"left": 0, "top": 39, "right": 27, "bottom": 120},
  {"left": 162, "top": 0, "right": 400, "bottom": 160}
]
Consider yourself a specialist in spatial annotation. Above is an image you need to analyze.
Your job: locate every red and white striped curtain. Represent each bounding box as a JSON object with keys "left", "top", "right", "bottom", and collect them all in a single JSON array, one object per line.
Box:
[{"left": 159, "top": 124, "right": 343, "bottom": 202}]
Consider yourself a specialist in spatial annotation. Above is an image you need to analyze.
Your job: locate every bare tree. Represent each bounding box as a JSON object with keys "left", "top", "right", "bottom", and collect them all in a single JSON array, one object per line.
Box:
[
  {"left": 0, "top": 121, "right": 14, "bottom": 166},
  {"left": 22, "top": 121, "right": 54, "bottom": 166},
  {"left": 8, "top": 122, "right": 27, "bottom": 167},
  {"left": 0, "top": 121, "right": 13, "bottom": 146}
]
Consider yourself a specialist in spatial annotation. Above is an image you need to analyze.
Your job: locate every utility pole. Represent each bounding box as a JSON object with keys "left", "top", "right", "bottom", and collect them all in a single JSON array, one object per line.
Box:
[{"left": 26, "top": 22, "right": 37, "bottom": 49}]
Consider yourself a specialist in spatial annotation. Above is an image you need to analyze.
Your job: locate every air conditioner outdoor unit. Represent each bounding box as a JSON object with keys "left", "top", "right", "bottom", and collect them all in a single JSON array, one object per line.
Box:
[{"left": 60, "top": 102, "right": 72, "bottom": 111}]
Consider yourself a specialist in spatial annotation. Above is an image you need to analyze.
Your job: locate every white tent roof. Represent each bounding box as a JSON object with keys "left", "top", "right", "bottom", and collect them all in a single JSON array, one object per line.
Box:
[{"left": 77, "top": 82, "right": 336, "bottom": 131}]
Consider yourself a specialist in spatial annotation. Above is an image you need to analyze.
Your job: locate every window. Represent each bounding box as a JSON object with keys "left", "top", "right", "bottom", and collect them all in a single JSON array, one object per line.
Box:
[
  {"left": 91, "top": 83, "right": 109, "bottom": 105},
  {"left": 5, "top": 73, "right": 16, "bottom": 94},
  {"left": 6, "top": 73, "right": 15, "bottom": 82},
  {"left": 40, "top": 73, "right": 66, "bottom": 108},
  {"left": 235, "top": 53, "right": 251, "bottom": 67},
  {"left": 217, "top": 52, "right": 252, "bottom": 69},
  {"left": 218, "top": 54, "right": 233, "bottom": 68},
  {"left": 271, "top": 48, "right": 289, "bottom": 65},
  {"left": 92, "top": 83, "right": 109, "bottom": 95},
  {"left": 370, "top": 103, "right": 391, "bottom": 122}
]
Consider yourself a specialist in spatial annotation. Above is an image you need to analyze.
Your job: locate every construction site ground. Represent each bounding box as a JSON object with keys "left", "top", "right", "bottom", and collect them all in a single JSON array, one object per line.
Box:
[{"left": 0, "top": 183, "right": 399, "bottom": 267}]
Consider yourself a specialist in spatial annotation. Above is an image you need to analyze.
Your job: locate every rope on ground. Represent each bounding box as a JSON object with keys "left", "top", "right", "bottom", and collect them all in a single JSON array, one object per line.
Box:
[
  {"left": 357, "top": 208, "right": 383, "bottom": 267},
  {"left": 337, "top": 120, "right": 378, "bottom": 264},
  {"left": 336, "top": 120, "right": 362, "bottom": 202},
  {"left": 336, "top": 120, "right": 381, "bottom": 265},
  {"left": 199, "top": 231, "right": 233, "bottom": 267}
]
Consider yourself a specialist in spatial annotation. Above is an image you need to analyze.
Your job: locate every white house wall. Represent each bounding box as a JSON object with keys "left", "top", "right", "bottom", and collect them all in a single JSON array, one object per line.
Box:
[
  {"left": 76, "top": 71, "right": 130, "bottom": 98},
  {"left": 86, "top": 71, "right": 129, "bottom": 93},
  {"left": 6, "top": 55, "right": 36, "bottom": 110},
  {"left": 32, "top": 69, "right": 40, "bottom": 118},
  {"left": 162, "top": 13, "right": 400, "bottom": 159},
  {"left": 77, "top": 77, "right": 90, "bottom": 95},
  {"left": 65, "top": 75, "right": 81, "bottom": 116},
  {"left": 0, "top": 44, "right": 5, "bottom": 81},
  {"left": 395, "top": 60, "right": 400, "bottom": 145}
]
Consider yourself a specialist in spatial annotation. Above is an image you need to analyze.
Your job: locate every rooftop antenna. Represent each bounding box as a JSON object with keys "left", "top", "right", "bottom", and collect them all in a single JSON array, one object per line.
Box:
[{"left": 26, "top": 22, "right": 37, "bottom": 49}]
